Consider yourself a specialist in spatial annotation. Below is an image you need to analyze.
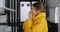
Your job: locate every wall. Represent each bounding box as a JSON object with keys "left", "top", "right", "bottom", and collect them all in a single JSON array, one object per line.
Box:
[
  {"left": 47, "top": 0, "right": 60, "bottom": 32},
  {"left": 0, "top": 0, "right": 5, "bottom": 14}
]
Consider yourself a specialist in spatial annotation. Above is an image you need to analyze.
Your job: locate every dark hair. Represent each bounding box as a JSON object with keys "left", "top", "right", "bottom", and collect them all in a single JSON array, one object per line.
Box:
[{"left": 32, "top": 2, "right": 46, "bottom": 12}]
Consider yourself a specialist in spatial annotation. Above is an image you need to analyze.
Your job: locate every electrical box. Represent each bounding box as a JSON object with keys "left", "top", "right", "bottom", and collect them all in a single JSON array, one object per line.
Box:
[
  {"left": 20, "top": 1, "right": 36, "bottom": 22},
  {"left": 20, "top": 2, "right": 31, "bottom": 22}
]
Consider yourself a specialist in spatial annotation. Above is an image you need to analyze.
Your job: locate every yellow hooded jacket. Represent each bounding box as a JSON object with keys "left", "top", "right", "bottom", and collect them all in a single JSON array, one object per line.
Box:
[{"left": 23, "top": 12, "right": 48, "bottom": 32}]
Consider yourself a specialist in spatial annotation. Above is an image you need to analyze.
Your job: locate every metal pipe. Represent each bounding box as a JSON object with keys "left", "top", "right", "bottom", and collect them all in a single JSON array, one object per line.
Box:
[
  {"left": 15, "top": 0, "right": 17, "bottom": 32},
  {"left": 10, "top": 0, "right": 11, "bottom": 23},
  {"left": 12, "top": 0, "right": 14, "bottom": 32},
  {"left": 0, "top": 7, "right": 16, "bottom": 11},
  {"left": 10, "top": 0, "right": 13, "bottom": 32}
]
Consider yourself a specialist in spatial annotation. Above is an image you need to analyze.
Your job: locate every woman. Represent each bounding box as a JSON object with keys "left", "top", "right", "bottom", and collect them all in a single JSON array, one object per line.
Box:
[{"left": 23, "top": 2, "right": 48, "bottom": 32}]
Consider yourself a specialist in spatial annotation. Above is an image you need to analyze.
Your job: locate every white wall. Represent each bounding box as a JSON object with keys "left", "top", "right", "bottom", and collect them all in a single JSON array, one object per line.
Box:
[
  {"left": 47, "top": 0, "right": 59, "bottom": 23},
  {"left": 47, "top": 0, "right": 60, "bottom": 32},
  {"left": 0, "top": 0, "right": 5, "bottom": 14},
  {"left": 0, "top": 15, "right": 7, "bottom": 23},
  {"left": 0, "top": 0, "right": 6, "bottom": 23}
]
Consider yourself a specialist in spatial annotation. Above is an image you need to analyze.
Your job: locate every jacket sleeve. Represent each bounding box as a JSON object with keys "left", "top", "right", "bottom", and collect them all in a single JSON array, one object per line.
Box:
[
  {"left": 23, "top": 19, "right": 33, "bottom": 30},
  {"left": 31, "top": 17, "right": 48, "bottom": 32}
]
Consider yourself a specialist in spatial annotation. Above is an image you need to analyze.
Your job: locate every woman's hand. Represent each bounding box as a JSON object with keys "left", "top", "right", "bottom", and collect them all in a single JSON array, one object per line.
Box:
[{"left": 29, "top": 11, "right": 33, "bottom": 19}]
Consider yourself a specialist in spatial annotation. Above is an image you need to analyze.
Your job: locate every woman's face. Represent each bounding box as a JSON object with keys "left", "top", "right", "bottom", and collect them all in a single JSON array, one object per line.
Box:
[{"left": 30, "top": 6, "right": 37, "bottom": 16}]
